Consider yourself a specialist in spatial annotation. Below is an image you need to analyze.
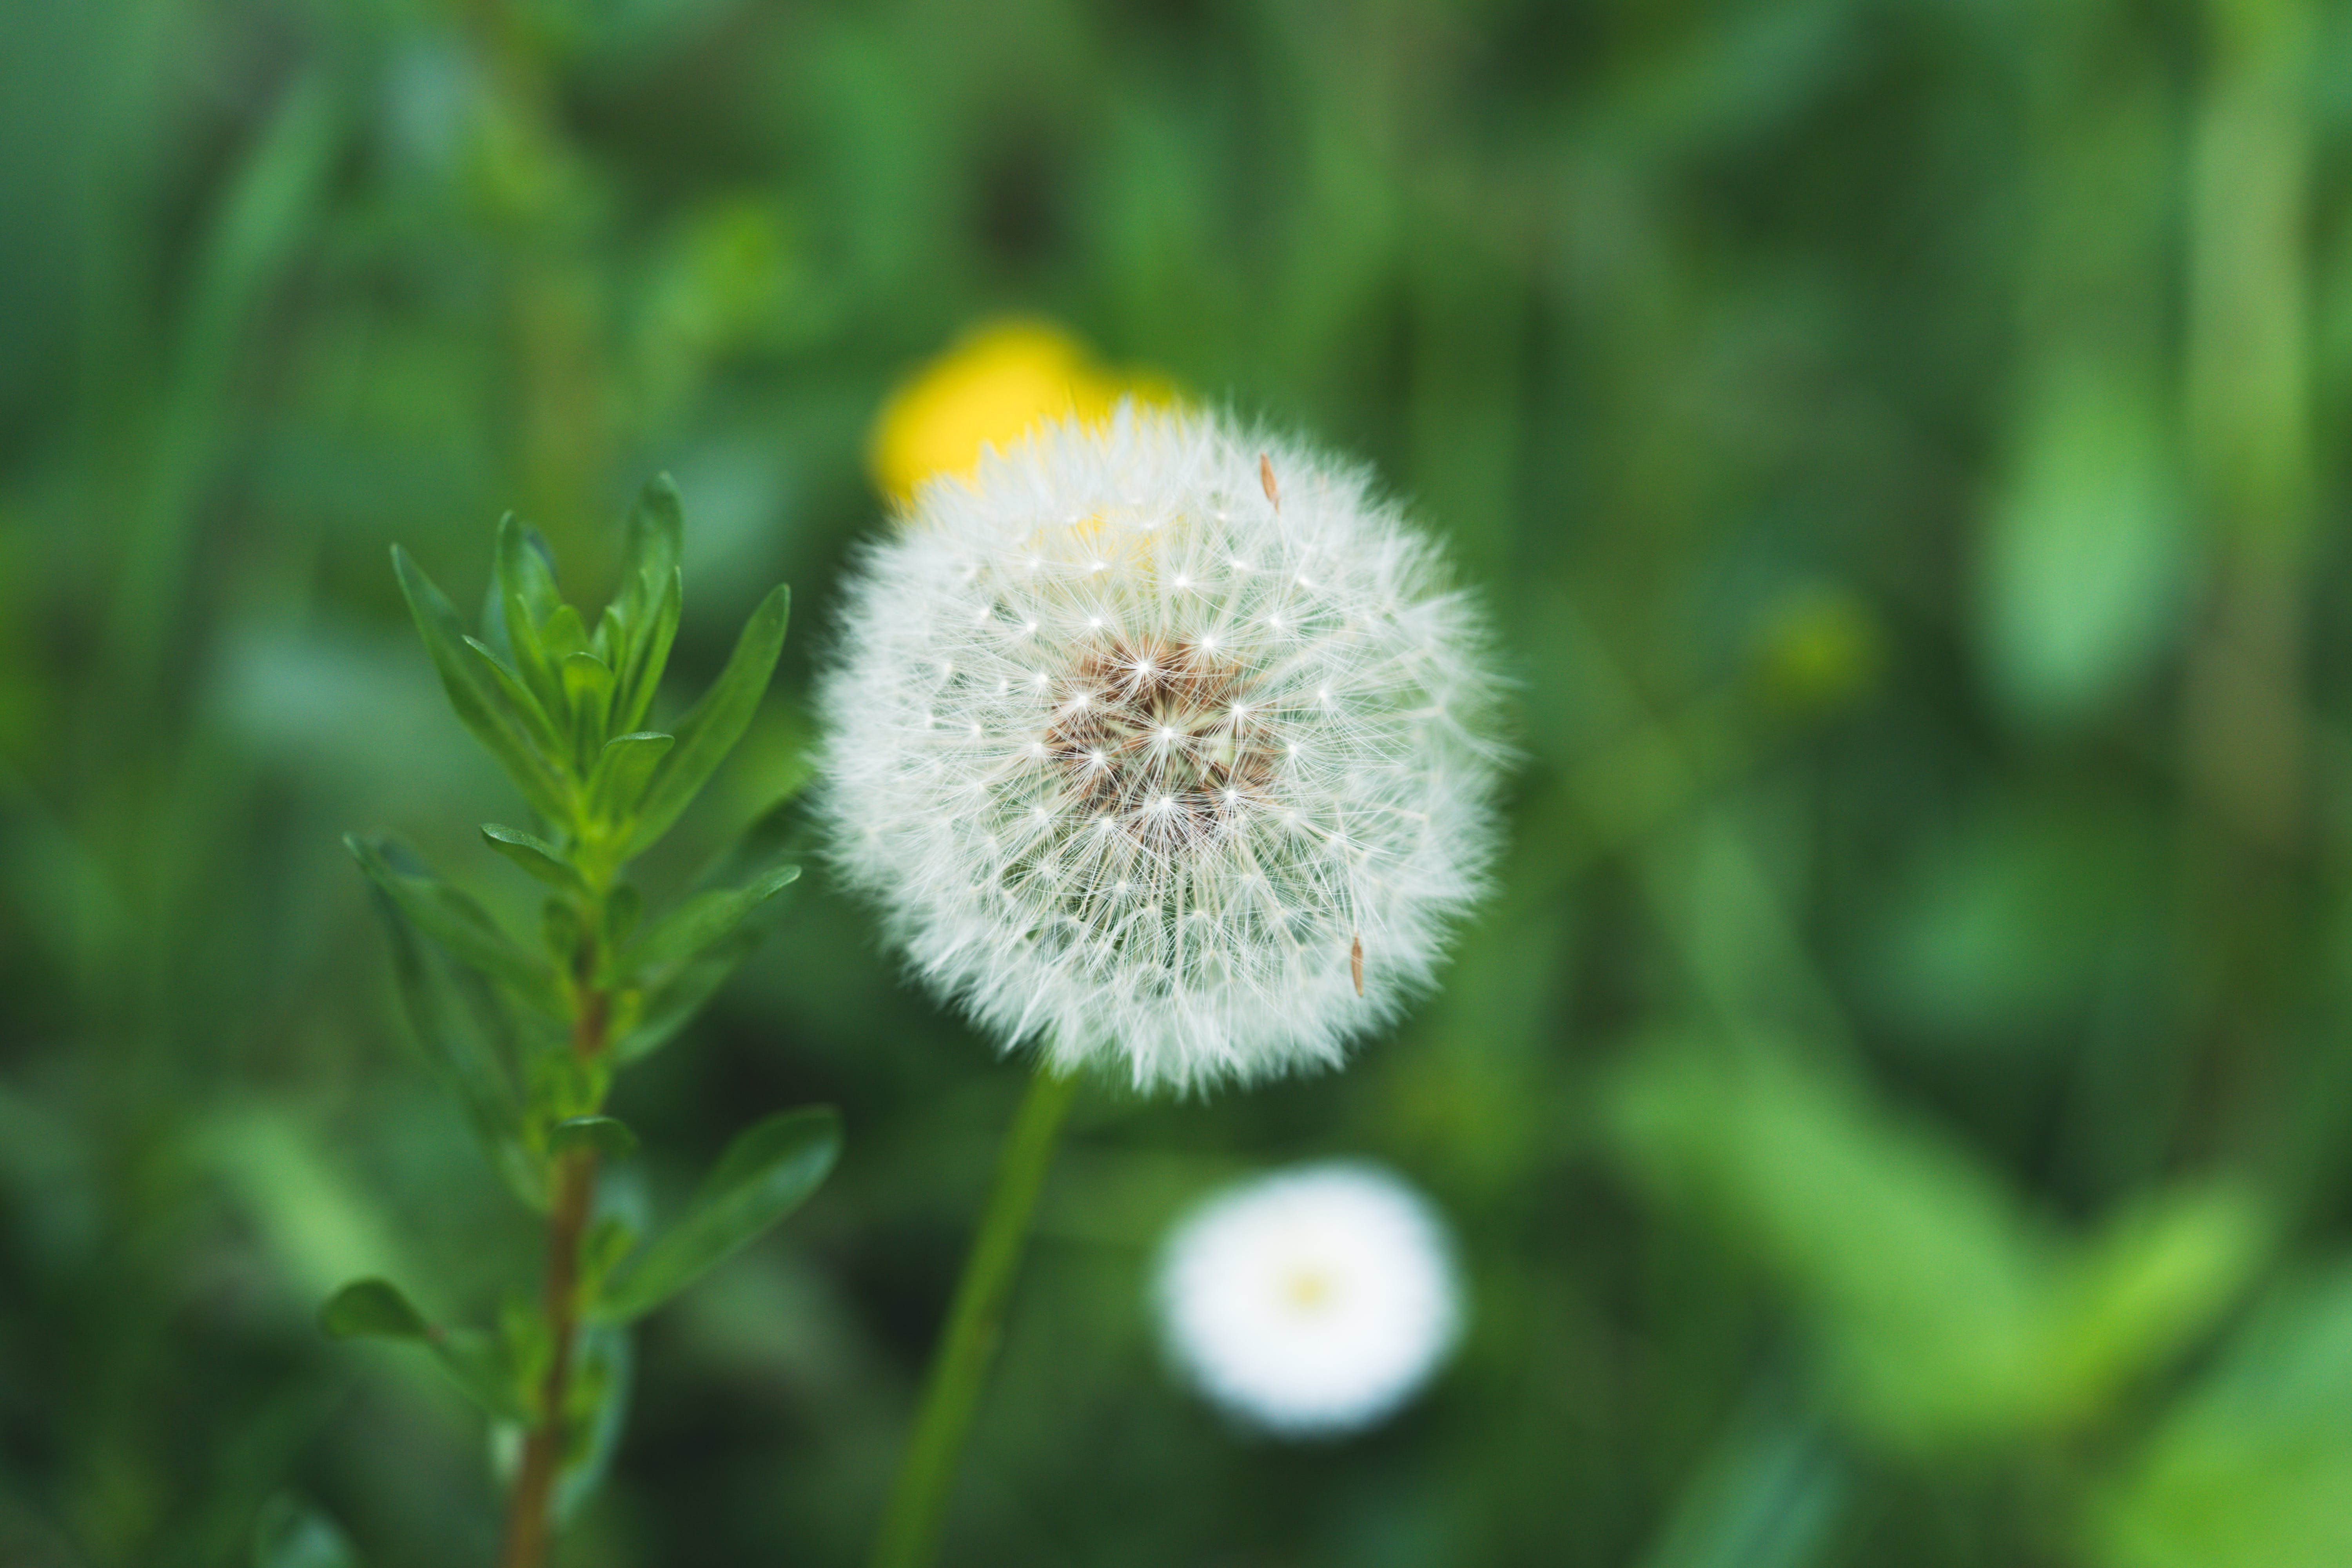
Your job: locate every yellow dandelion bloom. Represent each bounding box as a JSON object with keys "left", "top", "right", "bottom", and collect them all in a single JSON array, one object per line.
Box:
[{"left": 866, "top": 318, "right": 1172, "bottom": 501}]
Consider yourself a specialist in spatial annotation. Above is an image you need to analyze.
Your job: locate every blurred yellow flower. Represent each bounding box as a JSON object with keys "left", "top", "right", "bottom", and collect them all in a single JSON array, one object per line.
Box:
[
  {"left": 867, "top": 318, "right": 1172, "bottom": 501},
  {"left": 1753, "top": 584, "right": 1884, "bottom": 715}
]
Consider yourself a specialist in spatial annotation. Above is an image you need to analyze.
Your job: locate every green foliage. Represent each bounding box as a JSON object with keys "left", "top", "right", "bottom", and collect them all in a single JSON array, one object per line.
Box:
[
  {"left": 10, "top": 1, "right": 2352, "bottom": 1565},
  {"left": 1980, "top": 363, "right": 2188, "bottom": 726},
  {"left": 348, "top": 833, "right": 564, "bottom": 1014},
  {"left": 394, "top": 545, "right": 574, "bottom": 828},
  {"left": 328, "top": 483, "right": 832, "bottom": 1541},
  {"left": 550, "top": 1326, "right": 635, "bottom": 1524},
  {"left": 359, "top": 870, "right": 542, "bottom": 1207},
  {"left": 623, "top": 585, "right": 791, "bottom": 857},
  {"left": 1635, "top": 1406, "right": 1845, "bottom": 1568},
  {"left": 388, "top": 479, "right": 788, "bottom": 889},
  {"left": 318, "top": 1279, "right": 430, "bottom": 1341},
  {"left": 253, "top": 1496, "right": 361, "bottom": 1568},
  {"left": 2088, "top": 1268, "right": 2352, "bottom": 1568},
  {"left": 481, "top": 824, "right": 591, "bottom": 895},
  {"left": 358, "top": 480, "right": 810, "bottom": 1056},
  {"left": 611, "top": 865, "right": 800, "bottom": 983},
  {"left": 594, "top": 1108, "right": 844, "bottom": 1324},
  {"left": 550, "top": 1116, "right": 642, "bottom": 1160},
  {"left": 319, "top": 1280, "right": 529, "bottom": 1422},
  {"left": 1608, "top": 1045, "right": 2269, "bottom": 1452}
]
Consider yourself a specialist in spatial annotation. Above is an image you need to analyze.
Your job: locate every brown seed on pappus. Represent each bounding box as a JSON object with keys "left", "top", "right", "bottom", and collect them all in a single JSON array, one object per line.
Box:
[
  {"left": 1350, "top": 934, "right": 1364, "bottom": 998},
  {"left": 1260, "top": 453, "right": 1280, "bottom": 512}
]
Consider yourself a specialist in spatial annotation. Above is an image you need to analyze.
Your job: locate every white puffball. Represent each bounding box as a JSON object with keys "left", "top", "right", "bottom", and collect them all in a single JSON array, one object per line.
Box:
[
  {"left": 1155, "top": 1161, "right": 1463, "bottom": 1436},
  {"left": 817, "top": 403, "right": 1502, "bottom": 1093}
]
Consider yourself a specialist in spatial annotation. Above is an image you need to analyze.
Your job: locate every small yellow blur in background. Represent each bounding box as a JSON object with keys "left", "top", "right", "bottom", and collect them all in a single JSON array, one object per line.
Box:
[
  {"left": 867, "top": 318, "right": 1175, "bottom": 501},
  {"left": 1753, "top": 584, "right": 1885, "bottom": 717}
]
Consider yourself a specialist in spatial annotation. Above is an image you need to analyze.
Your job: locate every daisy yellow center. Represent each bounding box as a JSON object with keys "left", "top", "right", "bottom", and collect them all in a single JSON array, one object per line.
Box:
[{"left": 1282, "top": 1267, "right": 1336, "bottom": 1311}]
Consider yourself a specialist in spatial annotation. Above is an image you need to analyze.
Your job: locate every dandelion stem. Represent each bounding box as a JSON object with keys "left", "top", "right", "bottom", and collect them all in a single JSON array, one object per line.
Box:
[{"left": 869, "top": 1066, "right": 1080, "bottom": 1568}]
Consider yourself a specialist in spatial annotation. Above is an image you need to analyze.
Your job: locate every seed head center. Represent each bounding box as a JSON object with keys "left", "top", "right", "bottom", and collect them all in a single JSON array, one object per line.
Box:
[{"left": 1043, "top": 637, "right": 1279, "bottom": 844}]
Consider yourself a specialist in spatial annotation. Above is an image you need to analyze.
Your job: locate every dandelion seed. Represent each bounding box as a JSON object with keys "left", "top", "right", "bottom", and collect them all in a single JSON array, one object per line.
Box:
[
  {"left": 1156, "top": 1162, "right": 1462, "bottom": 1436},
  {"left": 819, "top": 405, "right": 1500, "bottom": 1091}
]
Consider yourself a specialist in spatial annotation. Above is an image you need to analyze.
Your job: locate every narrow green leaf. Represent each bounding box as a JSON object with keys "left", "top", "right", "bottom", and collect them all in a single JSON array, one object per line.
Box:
[
  {"left": 583, "top": 1213, "right": 640, "bottom": 1287},
  {"left": 552, "top": 1324, "right": 633, "bottom": 1521},
  {"left": 319, "top": 1279, "right": 529, "bottom": 1420},
  {"left": 603, "top": 883, "right": 644, "bottom": 949},
  {"left": 2087, "top": 1265, "right": 2352, "bottom": 1568},
  {"left": 481, "top": 824, "right": 587, "bottom": 894},
  {"left": 616, "top": 567, "right": 683, "bottom": 735},
  {"left": 361, "top": 871, "right": 542, "bottom": 1209},
  {"left": 610, "top": 805, "right": 806, "bottom": 1062},
  {"left": 499, "top": 1294, "right": 549, "bottom": 1394},
  {"left": 588, "top": 731, "right": 674, "bottom": 826},
  {"left": 550, "top": 1116, "right": 641, "bottom": 1160},
  {"left": 591, "top": 1107, "right": 842, "bottom": 1323},
  {"left": 541, "top": 896, "right": 583, "bottom": 971},
  {"left": 1607, "top": 1044, "right": 2056, "bottom": 1448},
  {"left": 1981, "top": 363, "right": 2187, "bottom": 727},
  {"left": 2050, "top": 1183, "right": 2269, "bottom": 1421},
  {"left": 563, "top": 651, "right": 616, "bottom": 763},
  {"left": 612, "top": 928, "right": 762, "bottom": 1064},
  {"left": 391, "top": 546, "right": 570, "bottom": 823},
  {"left": 610, "top": 865, "right": 800, "bottom": 984},
  {"left": 479, "top": 573, "right": 515, "bottom": 668},
  {"left": 593, "top": 603, "right": 626, "bottom": 666},
  {"left": 623, "top": 474, "right": 685, "bottom": 606},
  {"left": 435, "top": 1326, "right": 530, "bottom": 1423},
  {"left": 347, "top": 835, "right": 560, "bottom": 1012},
  {"left": 1633, "top": 1404, "right": 1846, "bottom": 1568},
  {"left": 540, "top": 603, "right": 590, "bottom": 663},
  {"left": 495, "top": 515, "right": 564, "bottom": 714},
  {"left": 626, "top": 583, "right": 789, "bottom": 855},
  {"left": 606, "top": 477, "right": 684, "bottom": 719},
  {"left": 320, "top": 1278, "right": 429, "bottom": 1339},
  {"left": 460, "top": 637, "right": 564, "bottom": 757},
  {"left": 107, "top": 73, "right": 339, "bottom": 681},
  {"left": 688, "top": 792, "right": 810, "bottom": 895},
  {"left": 497, "top": 514, "right": 563, "bottom": 625}
]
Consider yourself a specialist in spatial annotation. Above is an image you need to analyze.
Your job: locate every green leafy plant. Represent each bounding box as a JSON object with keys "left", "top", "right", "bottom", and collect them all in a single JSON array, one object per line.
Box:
[{"left": 330, "top": 477, "right": 840, "bottom": 1568}]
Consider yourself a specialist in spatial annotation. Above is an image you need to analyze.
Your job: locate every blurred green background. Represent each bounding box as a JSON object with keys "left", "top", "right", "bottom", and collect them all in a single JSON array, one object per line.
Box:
[{"left": 8, "top": 0, "right": 2352, "bottom": 1564}]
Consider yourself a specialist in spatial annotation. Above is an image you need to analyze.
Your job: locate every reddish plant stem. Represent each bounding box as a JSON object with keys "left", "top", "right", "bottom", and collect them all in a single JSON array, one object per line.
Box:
[{"left": 497, "top": 985, "right": 610, "bottom": 1568}]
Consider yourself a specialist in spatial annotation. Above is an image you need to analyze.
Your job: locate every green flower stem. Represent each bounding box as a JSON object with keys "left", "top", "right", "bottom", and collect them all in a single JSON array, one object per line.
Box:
[
  {"left": 499, "top": 977, "right": 612, "bottom": 1568},
  {"left": 869, "top": 1067, "right": 1081, "bottom": 1568}
]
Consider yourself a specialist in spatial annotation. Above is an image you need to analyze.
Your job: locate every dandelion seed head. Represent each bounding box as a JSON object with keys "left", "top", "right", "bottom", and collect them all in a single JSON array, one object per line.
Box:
[
  {"left": 1156, "top": 1161, "right": 1463, "bottom": 1435},
  {"left": 818, "top": 404, "right": 1501, "bottom": 1091}
]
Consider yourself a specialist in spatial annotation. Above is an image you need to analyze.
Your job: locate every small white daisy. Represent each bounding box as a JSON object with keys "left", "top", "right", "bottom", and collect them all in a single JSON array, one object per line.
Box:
[{"left": 1155, "top": 1161, "right": 1463, "bottom": 1436}]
